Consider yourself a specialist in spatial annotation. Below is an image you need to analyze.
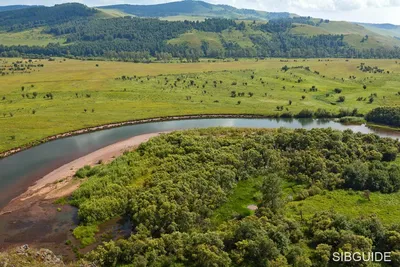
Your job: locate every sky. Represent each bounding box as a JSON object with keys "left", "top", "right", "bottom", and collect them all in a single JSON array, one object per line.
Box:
[{"left": 2, "top": 0, "right": 400, "bottom": 24}]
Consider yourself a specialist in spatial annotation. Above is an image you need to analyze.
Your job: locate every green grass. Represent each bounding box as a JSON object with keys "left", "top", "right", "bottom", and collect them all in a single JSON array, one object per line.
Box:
[
  {"left": 53, "top": 196, "right": 68, "bottom": 205},
  {"left": 0, "top": 28, "right": 66, "bottom": 46},
  {"left": 211, "top": 177, "right": 262, "bottom": 225},
  {"left": 1, "top": 57, "right": 400, "bottom": 153},
  {"left": 290, "top": 24, "right": 331, "bottom": 36},
  {"left": 96, "top": 8, "right": 133, "bottom": 18},
  {"left": 73, "top": 225, "right": 99, "bottom": 247},
  {"left": 168, "top": 30, "right": 224, "bottom": 50},
  {"left": 220, "top": 28, "right": 256, "bottom": 48},
  {"left": 286, "top": 189, "right": 400, "bottom": 225}
]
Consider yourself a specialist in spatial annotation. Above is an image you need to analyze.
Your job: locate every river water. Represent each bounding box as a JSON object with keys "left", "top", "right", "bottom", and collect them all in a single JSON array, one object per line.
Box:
[{"left": 1, "top": 118, "right": 399, "bottom": 209}]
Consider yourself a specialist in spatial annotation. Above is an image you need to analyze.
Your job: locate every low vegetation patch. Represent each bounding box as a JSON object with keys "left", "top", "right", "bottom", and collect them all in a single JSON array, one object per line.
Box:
[{"left": 72, "top": 225, "right": 99, "bottom": 247}]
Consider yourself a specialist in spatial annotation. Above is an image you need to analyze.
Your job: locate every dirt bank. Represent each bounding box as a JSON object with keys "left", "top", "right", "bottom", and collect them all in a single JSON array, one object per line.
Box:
[{"left": 0, "top": 132, "right": 165, "bottom": 215}]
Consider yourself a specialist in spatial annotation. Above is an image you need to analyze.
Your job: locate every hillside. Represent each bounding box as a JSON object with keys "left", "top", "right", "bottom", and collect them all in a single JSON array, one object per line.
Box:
[
  {"left": 0, "top": 5, "right": 40, "bottom": 12},
  {"left": 360, "top": 22, "right": 400, "bottom": 39},
  {"left": 97, "top": 0, "right": 292, "bottom": 21},
  {"left": 289, "top": 20, "right": 400, "bottom": 49},
  {"left": 0, "top": 3, "right": 99, "bottom": 31},
  {"left": 0, "top": 2, "right": 400, "bottom": 59}
]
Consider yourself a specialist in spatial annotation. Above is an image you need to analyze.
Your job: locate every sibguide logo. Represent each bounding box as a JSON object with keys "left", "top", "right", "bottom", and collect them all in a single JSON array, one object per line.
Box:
[{"left": 332, "top": 252, "right": 391, "bottom": 262}]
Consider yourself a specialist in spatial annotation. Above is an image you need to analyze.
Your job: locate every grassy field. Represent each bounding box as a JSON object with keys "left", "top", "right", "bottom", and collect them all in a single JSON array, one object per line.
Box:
[
  {"left": 95, "top": 8, "right": 133, "bottom": 18},
  {"left": 286, "top": 189, "right": 400, "bottom": 225},
  {"left": 168, "top": 26, "right": 262, "bottom": 50},
  {"left": 212, "top": 173, "right": 400, "bottom": 227},
  {"left": 168, "top": 30, "right": 224, "bottom": 50},
  {"left": 1, "top": 57, "right": 400, "bottom": 153},
  {"left": 0, "top": 28, "right": 66, "bottom": 46},
  {"left": 211, "top": 177, "right": 262, "bottom": 225}
]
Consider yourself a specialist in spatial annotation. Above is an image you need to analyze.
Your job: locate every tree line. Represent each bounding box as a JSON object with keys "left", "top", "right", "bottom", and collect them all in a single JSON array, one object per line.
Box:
[
  {"left": 2, "top": 13, "right": 400, "bottom": 59},
  {"left": 0, "top": 3, "right": 98, "bottom": 31},
  {"left": 366, "top": 107, "right": 400, "bottom": 127}
]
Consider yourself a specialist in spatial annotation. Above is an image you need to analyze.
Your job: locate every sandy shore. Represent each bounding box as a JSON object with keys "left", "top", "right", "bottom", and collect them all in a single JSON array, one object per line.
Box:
[{"left": 0, "top": 132, "right": 166, "bottom": 215}]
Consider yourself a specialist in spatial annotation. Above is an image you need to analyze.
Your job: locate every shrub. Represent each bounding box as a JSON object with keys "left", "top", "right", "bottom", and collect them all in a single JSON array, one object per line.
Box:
[
  {"left": 73, "top": 225, "right": 99, "bottom": 247},
  {"left": 75, "top": 165, "right": 91, "bottom": 178},
  {"left": 296, "top": 109, "right": 313, "bottom": 118}
]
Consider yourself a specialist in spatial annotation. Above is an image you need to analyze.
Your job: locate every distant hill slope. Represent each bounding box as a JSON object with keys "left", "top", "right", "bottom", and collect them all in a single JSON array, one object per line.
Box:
[
  {"left": 0, "top": 3, "right": 99, "bottom": 31},
  {"left": 0, "top": 2, "right": 400, "bottom": 58},
  {"left": 289, "top": 20, "right": 400, "bottom": 49},
  {"left": 359, "top": 23, "right": 400, "bottom": 39},
  {"left": 97, "top": 0, "right": 292, "bottom": 20},
  {"left": 0, "top": 5, "right": 41, "bottom": 12}
]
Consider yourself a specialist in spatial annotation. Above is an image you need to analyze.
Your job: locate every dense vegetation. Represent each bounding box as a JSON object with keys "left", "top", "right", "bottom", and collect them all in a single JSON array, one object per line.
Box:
[
  {"left": 68, "top": 128, "right": 400, "bottom": 266},
  {"left": 0, "top": 3, "right": 98, "bottom": 32},
  {"left": 1, "top": 4, "right": 400, "bottom": 59},
  {"left": 0, "top": 5, "right": 37, "bottom": 12},
  {"left": 366, "top": 107, "right": 400, "bottom": 127}
]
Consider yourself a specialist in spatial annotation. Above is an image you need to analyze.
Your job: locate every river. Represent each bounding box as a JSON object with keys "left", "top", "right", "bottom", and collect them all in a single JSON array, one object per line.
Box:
[
  {"left": 1, "top": 117, "right": 400, "bottom": 257},
  {"left": 1, "top": 117, "right": 399, "bottom": 210}
]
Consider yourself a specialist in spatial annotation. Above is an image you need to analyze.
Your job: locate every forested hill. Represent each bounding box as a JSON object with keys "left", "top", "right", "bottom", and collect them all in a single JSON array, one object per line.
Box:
[
  {"left": 97, "top": 0, "right": 292, "bottom": 20},
  {"left": 1, "top": 2, "right": 400, "bottom": 59},
  {"left": 0, "top": 3, "right": 98, "bottom": 31},
  {"left": 0, "top": 5, "right": 40, "bottom": 12}
]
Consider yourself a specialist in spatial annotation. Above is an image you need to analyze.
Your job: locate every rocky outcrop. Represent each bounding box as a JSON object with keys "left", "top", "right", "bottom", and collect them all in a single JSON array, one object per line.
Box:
[{"left": 1, "top": 244, "right": 65, "bottom": 266}]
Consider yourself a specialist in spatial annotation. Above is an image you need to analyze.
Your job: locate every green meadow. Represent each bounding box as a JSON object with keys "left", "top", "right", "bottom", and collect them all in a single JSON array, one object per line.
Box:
[
  {"left": 0, "top": 28, "right": 66, "bottom": 46},
  {"left": 1, "top": 57, "right": 400, "bottom": 153}
]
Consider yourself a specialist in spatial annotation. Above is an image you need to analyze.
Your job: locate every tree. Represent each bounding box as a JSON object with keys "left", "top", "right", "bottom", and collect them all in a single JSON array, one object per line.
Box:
[
  {"left": 343, "top": 161, "right": 369, "bottom": 191},
  {"left": 363, "top": 190, "right": 371, "bottom": 201},
  {"left": 260, "top": 173, "right": 283, "bottom": 212},
  {"left": 312, "top": 244, "right": 331, "bottom": 267}
]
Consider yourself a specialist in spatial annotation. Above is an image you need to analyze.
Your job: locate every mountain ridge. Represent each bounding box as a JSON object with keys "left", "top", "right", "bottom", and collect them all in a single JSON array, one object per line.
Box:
[
  {"left": 97, "top": 0, "right": 293, "bottom": 20},
  {"left": 1, "top": 2, "right": 400, "bottom": 59}
]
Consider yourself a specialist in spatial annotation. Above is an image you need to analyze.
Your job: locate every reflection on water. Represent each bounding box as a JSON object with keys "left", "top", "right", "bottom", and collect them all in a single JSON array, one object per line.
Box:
[{"left": 0, "top": 118, "right": 399, "bottom": 209}]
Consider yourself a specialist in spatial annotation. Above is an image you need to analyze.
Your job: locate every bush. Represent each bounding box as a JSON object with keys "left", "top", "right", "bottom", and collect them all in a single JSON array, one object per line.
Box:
[
  {"left": 338, "top": 116, "right": 366, "bottom": 125},
  {"left": 75, "top": 165, "right": 91, "bottom": 178},
  {"left": 337, "top": 96, "right": 345, "bottom": 102},
  {"left": 296, "top": 109, "right": 313, "bottom": 118},
  {"left": 365, "top": 107, "right": 400, "bottom": 127},
  {"left": 315, "top": 108, "right": 333, "bottom": 118},
  {"left": 308, "top": 185, "right": 322, "bottom": 196},
  {"left": 73, "top": 225, "right": 99, "bottom": 247},
  {"left": 295, "top": 190, "right": 310, "bottom": 200}
]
